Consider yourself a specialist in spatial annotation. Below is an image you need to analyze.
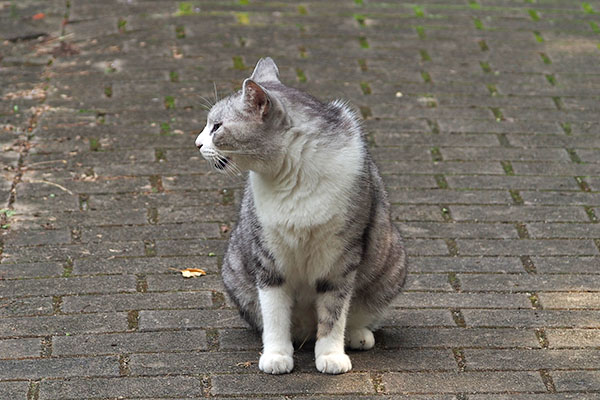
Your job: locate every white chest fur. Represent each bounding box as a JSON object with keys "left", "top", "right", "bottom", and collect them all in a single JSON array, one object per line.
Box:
[{"left": 249, "top": 134, "right": 364, "bottom": 283}]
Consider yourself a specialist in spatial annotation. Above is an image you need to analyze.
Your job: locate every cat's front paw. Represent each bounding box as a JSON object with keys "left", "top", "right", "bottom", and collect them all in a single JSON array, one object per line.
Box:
[
  {"left": 259, "top": 352, "right": 294, "bottom": 374},
  {"left": 316, "top": 353, "right": 352, "bottom": 374}
]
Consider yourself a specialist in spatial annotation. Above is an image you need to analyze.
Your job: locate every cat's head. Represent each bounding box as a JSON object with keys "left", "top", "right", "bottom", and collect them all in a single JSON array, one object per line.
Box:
[{"left": 195, "top": 57, "right": 288, "bottom": 175}]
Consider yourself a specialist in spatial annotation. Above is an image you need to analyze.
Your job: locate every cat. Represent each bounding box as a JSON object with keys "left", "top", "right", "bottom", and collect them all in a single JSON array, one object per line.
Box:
[{"left": 195, "top": 58, "right": 407, "bottom": 375}]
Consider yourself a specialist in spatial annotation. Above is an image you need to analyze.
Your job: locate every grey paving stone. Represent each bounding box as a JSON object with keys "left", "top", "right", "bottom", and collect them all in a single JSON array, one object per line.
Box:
[
  {"left": 2, "top": 228, "right": 71, "bottom": 246},
  {"left": 0, "top": 241, "right": 146, "bottom": 262},
  {"left": 405, "top": 239, "right": 450, "bottom": 256},
  {"left": 545, "top": 329, "right": 600, "bottom": 349},
  {"left": 80, "top": 222, "right": 221, "bottom": 243},
  {"left": 532, "top": 256, "right": 600, "bottom": 274},
  {"left": 53, "top": 330, "right": 207, "bottom": 356},
  {"left": 383, "top": 371, "right": 546, "bottom": 394},
  {"left": 0, "top": 275, "right": 137, "bottom": 298},
  {"left": 211, "top": 373, "right": 374, "bottom": 396},
  {"left": 0, "top": 313, "right": 128, "bottom": 337},
  {"left": 399, "top": 222, "right": 518, "bottom": 239},
  {"left": 0, "top": 337, "right": 41, "bottom": 359},
  {"left": 521, "top": 191, "right": 600, "bottom": 206},
  {"left": 458, "top": 273, "right": 600, "bottom": 292},
  {"left": 389, "top": 189, "right": 513, "bottom": 205},
  {"left": 463, "top": 349, "right": 600, "bottom": 371},
  {"left": 463, "top": 309, "right": 600, "bottom": 328},
  {"left": 408, "top": 256, "right": 524, "bottom": 273},
  {"left": 0, "top": 382, "right": 29, "bottom": 399},
  {"left": 380, "top": 327, "right": 539, "bottom": 349},
  {"left": 382, "top": 310, "right": 456, "bottom": 328},
  {"left": 0, "top": 296, "right": 53, "bottom": 317},
  {"left": 538, "top": 292, "right": 600, "bottom": 309},
  {"left": 39, "top": 376, "right": 205, "bottom": 400},
  {"left": 145, "top": 274, "right": 225, "bottom": 292},
  {"left": 139, "top": 309, "right": 247, "bottom": 330},
  {"left": 446, "top": 175, "right": 580, "bottom": 191},
  {"left": 0, "top": 356, "right": 119, "bottom": 380},
  {"left": 392, "top": 292, "right": 531, "bottom": 309},
  {"left": 404, "top": 274, "right": 454, "bottom": 292},
  {"left": 61, "top": 291, "right": 213, "bottom": 313},
  {"left": 527, "top": 223, "right": 600, "bottom": 239},
  {"left": 0, "top": 262, "right": 64, "bottom": 279},
  {"left": 469, "top": 395, "right": 600, "bottom": 400},
  {"left": 450, "top": 205, "right": 590, "bottom": 222},
  {"left": 553, "top": 371, "right": 600, "bottom": 392},
  {"left": 456, "top": 239, "right": 599, "bottom": 256},
  {"left": 73, "top": 255, "right": 219, "bottom": 275}
]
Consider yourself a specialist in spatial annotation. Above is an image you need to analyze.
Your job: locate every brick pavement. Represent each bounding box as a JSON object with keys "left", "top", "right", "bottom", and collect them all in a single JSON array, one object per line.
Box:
[{"left": 1, "top": 0, "right": 600, "bottom": 398}]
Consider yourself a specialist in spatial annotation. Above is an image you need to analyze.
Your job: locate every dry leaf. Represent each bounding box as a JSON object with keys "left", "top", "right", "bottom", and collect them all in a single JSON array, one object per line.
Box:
[
  {"left": 236, "top": 361, "right": 254, "bottom": 368},
  {"left": 32, "top": 13, "right": 45, "bottom": 20},
  {"left": 179, "top": 268, "right": 206, "bottom": 278}
]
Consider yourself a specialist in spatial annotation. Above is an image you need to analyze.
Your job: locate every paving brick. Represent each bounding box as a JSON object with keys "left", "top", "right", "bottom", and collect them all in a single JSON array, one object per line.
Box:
[
  {"left": 459, "top": 273, "right": 600, "bottom": 292},
  {"left": 447, "top": 175, "right": 580, "bottom": 191},
  {"left": 450, "top": 205, "right": 589, "bottom": 222},
  {"left": 521, "top": 191, "right": 600, "bottom": 206},
  {"left": 0, "top": 337, "right": 41, "bottom": 359},
  {"left": 409, "top": 256, "right": 524, "bottom": 273},
  {"left": 553, "top": 371, "right": 600, "bottom": 392},
  {"left": 527, "top": 223, "right": 600, "bottom": 239},
  {"left": 61, "top": 291, "right": 213, "bottom": 313},
  {"left": 0, "top": 262, "right": 64, "bottom": 279},
  {"left": 405, "top": 239, "right": 450, "bottom": 256},
  {"left": 211, "top": 373, "right": 374, "bottom": 396},
  {"left": 3, "top": 228, "right": 71, "bottom": 246},
  {"left": 145, "top": 274, "right": 225, "bottom": 292},
  {"left": 0, "top": 313, "right": 128, "bottom": 338},
  {"left": 457, "top": 239, "right": 599, "bottom": 256},
  {"left": 539, "top": 292, "right": 600, "bottom": 310},
  {"left": 80, "top": 222, "right": 221, "bottom": 243},
  {"left": 0, "top": 241, "right": 146, "bottom": 262},
  {"left": 39, "top": 376, "right": 205, "bottom": 400},
  {"left": 0, "top": 382, "right": 29, "bottom": 399},
  {"left": 393, "top": 292, "right": 531, "bottom": 309},
  {"left": 463, "top": 349, "right": 600, "bottom": 371},
  {"left": 53, "top": 330, "right": 207, "bottom": 356},
  {"left": 545, "top": 329, "right": 600, "bottom": 349},
  {"left": 73, "top": 255, "right": 219, "bottom": 275},
  {"left": 469, "top": 395, "right": 600, "bottom": 400},
  {"left": 0, "top": 356, "right": 119, "bottom": 380},
  {"left": 532, "top": 256, "right": 600, "bottom": 274},
  {"left": 404, "top": 274, "right": 454, "bottom": 292},
  {"left": 463, "top": 309, "right": 600, "bottom": 328},
  {"left": 392, "top": 205, "right": 446, "bottom": 222},
  {"left": 383, "top": 371, "right": 546, "bottom": 394},
  {"left": 389, "top": 190, "right": 513, "bottom": 205},
  {"left": 382, "top": 310, "right": 456, "bottom": 328},
  {"left": 155, "top": 239, "right": 227, "bottom": 257},
  {"left": 0, "top": 275, "right": 137, "bottom": 298},
  {"left": 380, "top": 327, "right": 539, "bottom": 349},
  {"left": 139, "top": 309, "right": 247, "bottom": 330},
  {"left": 399, "top": 222, "right": 518, "bottom": 239},
  {"left": 0, "top": 296, "right": 53, "bottom": 317}
]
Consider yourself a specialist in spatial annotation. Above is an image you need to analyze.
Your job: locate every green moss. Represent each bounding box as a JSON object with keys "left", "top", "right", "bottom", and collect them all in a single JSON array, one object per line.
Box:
[
  {"left": 160, "top": 122, "right": 171, "bottom": 135},
  {"left": 545, "top": 74, "right": 556, "bottom": 86},
  {"left": 176, "top": 2, "right": 195, "bottom": 16},
  {"left": 473, "top": 17, "right": 484, "bottom": 30},
  {"left": 358, "top": 36, "right": 369, "bottom": 48},
  {"left": 89, "top": 138, "right": 101, "bottom": 152},
  {"left": 360, "top": 81, "right": 371, "bottom": 95},
  {"left": 354, "top": 13, "right": 366, "bottom": 26},
  {"left": 582, "top": 2, "right": 595, "bottom": 14},
  {"left": 175, "top": 25, "right": 185, "bottom": 38},
  {"left": 480, "top": 61, "right": 491, "bottom": 73},
  {"left": 232, "top": 55, "right": 245, "bottom": 70},
  {"left": 297, "top": 5, "right": 308, "bottom": 15},
  {"left": 296, "top": 68, "right": 307, "bottom": 83},
  {"left": 468, "top": 0, "right": 480, "bottom": 10},
  {"left": 528, "top": 9, "right": 540, "bottom": 21},
  {"left": 117, "top": 18, "right": 127, "bottom": 33},
  {"left": 421, "top": 71, "right": 432, "bottom": 83},
  {"left": 413, "top": 5, "right": 424, "bottom": 17},
  {"left": 104, "top": 85, "right": 113, "bottom": 98},
  {"left": 164, "top": 95, "right": 175, "bottom": 109},
  {"left": 358, "top": 58, "right": 368, "bottom": 71},
  {"left": 415, "top": 25, "right": 426, "bottom": 39},
  {"left": 236, "top": 12, "right": 250, "bottom": 25},
  {"left": 170, "top": 70, "right": 180, "bottom": 82},
  {"left": 420, "top": 49, "right": 431, "bottom": 62},
  {"left": 533, "top": 31, "right": 544, "bottom": 42},
  {"left": 539, "top": 52, "right": 551, "bottom": 64},
  {"left": 478, "top": 39, "right": 489, "bottom": 51}
]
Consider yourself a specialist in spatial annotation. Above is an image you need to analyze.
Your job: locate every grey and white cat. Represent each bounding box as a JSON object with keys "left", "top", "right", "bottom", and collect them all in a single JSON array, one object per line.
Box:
[{"left": 195, "top": 58, "right": 407, "bottom": 375}]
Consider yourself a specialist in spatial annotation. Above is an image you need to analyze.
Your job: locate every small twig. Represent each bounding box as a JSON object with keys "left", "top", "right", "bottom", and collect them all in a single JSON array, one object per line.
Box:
[
  {"left": 25, "top": 180, "right": 74, "bottom": 195},
  {"left": 25, "top": 160, "right": 67, "bottom": 167}
]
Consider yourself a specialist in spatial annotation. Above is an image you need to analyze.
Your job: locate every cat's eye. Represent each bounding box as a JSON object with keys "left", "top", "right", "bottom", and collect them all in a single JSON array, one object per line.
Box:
[{"left": 211, "top": 123, "right": 221, "bottom": 133}]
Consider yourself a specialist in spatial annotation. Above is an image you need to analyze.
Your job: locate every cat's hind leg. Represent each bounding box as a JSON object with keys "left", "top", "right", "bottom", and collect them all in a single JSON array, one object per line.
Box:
[
  {"left": 346, "top": 304, "right": 382, "bottom": 350},
  {"left": 347, "top": 327, "right": 375, "bottom": 350}
]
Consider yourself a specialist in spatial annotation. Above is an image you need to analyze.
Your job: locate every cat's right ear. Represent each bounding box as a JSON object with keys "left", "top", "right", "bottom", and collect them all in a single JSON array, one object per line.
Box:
[{"left": 242, "top": 78, "right": 270, "bottom": 118}]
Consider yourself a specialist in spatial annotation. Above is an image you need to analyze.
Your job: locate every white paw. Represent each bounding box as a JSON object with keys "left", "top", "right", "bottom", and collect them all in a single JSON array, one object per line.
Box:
[
  {"left": 259, "top": 352, "right": 294, "bottom": 374},
  {"left": 347, "top": 327, "right": 375, "bottom": 350},
  {"left": 316, "top": 353, "right": 352, "bottom": 374}
]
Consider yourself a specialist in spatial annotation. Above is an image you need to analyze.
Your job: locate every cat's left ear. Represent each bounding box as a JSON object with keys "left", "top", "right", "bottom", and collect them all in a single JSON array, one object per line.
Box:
[{"left": 242, "top": 79, "right": 270, "bottom": 118}]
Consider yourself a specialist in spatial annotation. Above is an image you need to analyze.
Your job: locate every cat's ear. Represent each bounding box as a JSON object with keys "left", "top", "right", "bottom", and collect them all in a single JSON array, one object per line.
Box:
[
  {"left": 250, "top": 57, "right": 280, "bottom": 83},
  {"left": 242, "top": 78, "right": 270, "bottom": 117}
]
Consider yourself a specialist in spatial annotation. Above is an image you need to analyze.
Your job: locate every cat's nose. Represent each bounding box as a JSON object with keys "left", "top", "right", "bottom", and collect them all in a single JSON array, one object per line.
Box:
[{"left": 196, "top": 143, "right": 203, "bottom": 150}]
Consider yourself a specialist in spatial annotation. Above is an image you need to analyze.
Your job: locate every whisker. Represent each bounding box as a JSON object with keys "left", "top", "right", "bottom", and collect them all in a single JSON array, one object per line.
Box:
[{"left": 213, "top": 82, "right": 219, "bottom": 103}]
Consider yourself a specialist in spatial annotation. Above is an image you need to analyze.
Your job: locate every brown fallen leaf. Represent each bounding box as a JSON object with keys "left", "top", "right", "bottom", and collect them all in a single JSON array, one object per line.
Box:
[
  {"left": 170, "top": 267, "right": 206, "bottom": 278},
  {"left": 236, "top": 361, "right": 254, "bottom": 368},
  {"left": 32, "top": 13, "right": 45, "bottom": 20}
]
